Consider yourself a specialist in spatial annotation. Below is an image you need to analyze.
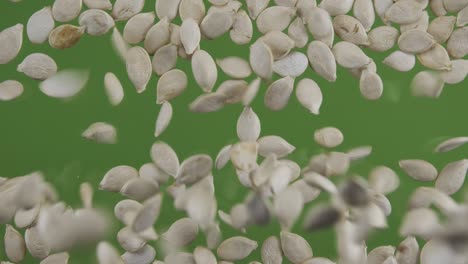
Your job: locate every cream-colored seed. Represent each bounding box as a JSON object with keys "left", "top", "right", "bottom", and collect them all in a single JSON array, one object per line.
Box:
[
  {"left": 27, "top": 7, "right": 54, "bottom": 44},
  {"left": 112, "top": 0, "right": 145, "bottom": 21},
  {"left": 49, "top": 25, "right": 85, "bottom": 50},
  {"left": 0, "top": 24, "right": 23, "bottom": 64},
  {"left": 123, "top": 12, "right": 155, "bottom": 44},
  {"left": 52, "top": 0, "right": 82, "bottom": 22},
  {"left": 126, "top": 46, "right": 152, "bottom": 93}
]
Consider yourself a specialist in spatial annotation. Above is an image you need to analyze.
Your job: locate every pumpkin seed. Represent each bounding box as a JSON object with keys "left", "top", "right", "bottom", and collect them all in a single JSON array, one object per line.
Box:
[
  {"left": 417, "top": 44, "right": 451, "bottom": 70},
  {"left": 132, "top": 194, "right": 163, "bottom": 233},
  {"left": 296, "top": 0, "right": 318, "bottom": 18},
  {"left": 120, "top": 178, "right": 159, "bottom": 201},
  {"left": 295, "top": 78, "right": 322, "bottom": 115},
  {"left": 156, "top": 0, "right": 182, "bottom": 21},
  {"left": 179, "top": 0, "right": 206, "bottom": 24},
  {"left": 194, "top": 246, "right": 217, "bottom": 264},
  {"left": 435, "top": 137, "right": 468, "bottom": 153},
  {"left": 319, "top": 0, "right": 354, "bottom": 16},
  {"left": 189, "top": 93, "right": 227, "bottom": 112},
  {"left": 236, "top": 106, "right": 261, "bottom": 142},
  {"left": 104, "top": 72, "right": 124, "bottom": 106},
  {"left": 25, "top": 226, "right": 50, "bottom": 259},
  {"left": 333, "top": 15, "right": 369, "bottom": 45},
  {"left": 427, "top": 16, "right": 455, "bottom": 44},
  {"left": 306, "top": 41, "right": 336, "bottom": 82},
  {"left": 18, "top": 53, "right": 57, "bottom": 80},
  {"left": 368, "top": 26, "right": 399, "bottom": 52},
  {"left": 369, "top": 166, "right": 400, "bottom": 195},
  {"left": 410, "top": 71, "right": 444, "bottom": 98},
  {"left": 384, "top": 0, "right": 424, "bottom": 24},
  {"left": 84, "top": 0, "right": 112, "bottom": 10},
  {"left": 181, "top": 18, "right": 201, "bottom": 55},
  {"left": 314, "top": 127, "right": 344, "bottom": 148},
  {"left": 373, "top": 193, "right": 392, "bottom": 216},
  {"left": 39, "top": 69, "right": 89, "bottom": 98},
  {"left": 165, "top": 252, "right": 196, "bottom": 264},
  {"left": 79, "top": 9, "right": 115, "bottom": 36},
  {"left": 399, "top": 208, "right": 439, "bottom": 237},
  {"left": 273, "top": 51, "right": 308, "bottom": 77},
  {"left": 346, "top": 145, "right": 372, "bottom": 161},
  {"left": 27, "top": 7, "right": 55, "bottom": 44},
  {"left": 457, "top": 6, "right": 468, "bottom": 27},
  {"left": 176, "top": 154, "right": 213, "bottom": 185},
  {"left": 242, "top": 78, "right": 261, "bottom": 106},
  {"left": 162, "top": 218, "right": 199, "bottom": 247},
  {"left": 154, "top": 101, "right": 173, "bottom": 137},
  {"left": 400, "top": 11, "right": 429, "bottom": 33},
  {"left": 258, "top": 135, "right": 295, "bottom": 158},
  {"left": 447, "top": 27, "right": 468, "bottom": 59},
  {"left": 0, "top": 80, "right": 23, "bottom": 101},
  {"left": 374, "top": 0, "right": 393, "bottom": 23},
  {"left": 230, "top": 141, "right": 258, "bottom": 172},
  {"left": 246, "top": 0, "right": 270, "bottom": 19},
  {"left": 126, "top": 46, "right": 152, "bottom": 93},
  {"left": 430, "top": 0, "right": 447, "bottom": 16},
  {"left": 114, "top": 199, "right": 142, "bottom": 225},
  {"left": 40, "top": 252, "right": 70, "bottom": 264},
  {"left": 288, "top": 17, "right": 308, "bottom": 48},
  {"left": 395, "top": 236, "right": 419, "bottom": 264},
  {"left": 333, "top": 41, "right": 371, "bottom": 69},
  {"left": 440, "top": 59, "right": 468, "bottom": 84},
  {"left": 443, "top": 0, "right": 468, "bottom": 12},
  {"left": 100, "top": 165, "right": 138, "bottom": 192},
  {"left": 123, "top": 12, "right": 155, "bottom": 44},
  {"left": 280, "top": 231, "right": 313, "bottom": 264},
  {"left": 217, "top": 57, "right": 252, "bottom": 79},
  {"left": 261, "top": 236, "right": 283, "bottom": 264},
  {"left": 217, "top": 236, "right": 258, "bottom": 261},
  {"left": 201, "top": 11, "right": 234, "bottom": 39},
  {"left": 383, "top": 51, "right": 415, "bottom": 72},
  {"left": 48, "top": 24, "right": 85, "bottom": 49},
  {"left": 353, "top": 0, "right": 375, "bottom": 32},
  {"left": 230, "top": 10, "right": 253, "bottom": 45},
  {"left": 262, "top": 31, "right": 295, "bottom": 60},
  {"left": 192, "top": 50, "right": 218, "bottom": 92},
  {"left": 399, "top": 159, "right": 438, "bottom": 182},
  {"left": 367, "top": 246, "right": 395, "bottom": 264},
  {"left": 112, "top": 0, "right": 145, "bottom": 21},
  {"left": 82, "top": 122, "right": 117, "bottom": 144},
  {"left": 360, "top": 69, "right": 384, "bottom": 100},
  {"left": 4, "top": 225, "right": 26, "bottom": 263},
  {"left": 121, "top": 245, "right": 156, "bottom": 264},
  {"left": 435, "top": 159, "right": 468, "bottom": 195},
  {"left": 256, "top": 6, "right": 296, "bottom": 34},
  {"left": 139, "top": 163, "right": 170, "bottom": 184},
  {"left": 264, "top": 76, "right": 294, "bottom": 111},
  {"left": 250, "top": 40, "right": 274, "bottom": 80},
  {"left": 14, "top": 204, "right": 40, "bottom": 229},
  {"left": 274, "top": 187, "right": 304, "bottom": 230},
  {"left": 420, "top": 240, "right": 456, "bottom": 264},
  {"left": 398, "top": 29, "right": 435, "bottom": 54},
  {"left": 306, "top": 7, "right": 334, "bottom": 47},
  {"left": 157, "top": 69, "right": 187, "bottom": 103},
  {"left": 97, "top": 241, "right": 124, "bottom": 264},
  {"left": 152, "top": 44, "right": 178, "bottom": 76},
  {"left": 117, "top": 227, "right": 146, "bottom": 252},
  {"left": 52, "top": 0, "right": 82, "bottom": 22},
  {"left": 216, "top": 80, "right": 248, "bottom": 104},
  {"left": 144, "top": 17, "right": 171, "bottom": 55},
  {"left": 150, "top": 142, "right": 179, "bottom": 177},
  {"left": 0, "top": 24, "right": 23, "bottom": 64},
  {"left": 215, "top": 144, "right": 232, "bottom": 170}
]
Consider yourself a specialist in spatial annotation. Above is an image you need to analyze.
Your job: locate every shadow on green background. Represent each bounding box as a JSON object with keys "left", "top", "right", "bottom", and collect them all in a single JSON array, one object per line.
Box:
[{"left": 1, "top": 0, "right": 467, "bottom": 263}]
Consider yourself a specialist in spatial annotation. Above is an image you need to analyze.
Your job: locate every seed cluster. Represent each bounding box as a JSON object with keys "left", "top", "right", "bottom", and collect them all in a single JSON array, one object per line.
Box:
[{"left": 1, "top": 0, "right": 468, "bottom": 263}]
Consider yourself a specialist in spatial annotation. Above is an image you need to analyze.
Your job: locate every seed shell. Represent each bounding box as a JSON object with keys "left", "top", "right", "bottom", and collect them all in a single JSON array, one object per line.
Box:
[
  {"left": 27, "top": 7, "right": 55, "bottom": 44},
  {"left": 126, "top": 46, "right": 152, "bottom": 93},
  {"left": 0, "top": 24, "right": 23, "bottom": 64},
  {"left": 48, "top": 25, "right": 85, "bottom": 49}
]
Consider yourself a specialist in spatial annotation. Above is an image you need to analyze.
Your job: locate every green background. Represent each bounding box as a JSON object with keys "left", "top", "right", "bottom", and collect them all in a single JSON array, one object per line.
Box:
[{"left": 1, "top": 0, "right": 467, "bottom": 263}]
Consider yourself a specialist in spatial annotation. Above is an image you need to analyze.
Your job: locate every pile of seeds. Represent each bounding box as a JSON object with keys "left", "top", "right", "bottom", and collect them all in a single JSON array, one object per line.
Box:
[{"left": 1, "top": 0, "right": 468, "bottom": 263}]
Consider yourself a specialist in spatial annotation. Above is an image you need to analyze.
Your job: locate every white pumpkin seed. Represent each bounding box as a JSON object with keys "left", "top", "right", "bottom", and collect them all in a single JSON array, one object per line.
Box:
[
  {"left": 435, "top": 137, "right": 468, "bottom": 153},
  {"left": 150, "top": 142, "right": 179, "bottom": 177},
  {"left": 427, "top": 16, "right": 455, "bottom": 44},
  {"left": 154, "top": 101, "right": 173, "bottom": 137},
  {"left": 430, "top": 0, "right": 447, "bottom": 16},
  {"left": 369, "top": 166, "right": 400, "bottom": 195},
  {"left": 420, "top": 240, "right": 456, "bottom": 264},
  {"left": 374, "top": 0, "right": 393, "bottom": 23},
  {"left": 457, "top": 6, "right": 468, "bottom": 27},
  {"left": 157, "top": 69, "right": 187, "bottom": 103},
  {"left": 25, "top": 226, "right": 50, "bottom": 259},
  {"left": 399, "top": 208, "right": 439, "bottom": 237},
  {"left": 99, "top": 165, "right": 138, "bottom": 192},
  {"left": 217, "top": 236, "right": 258, "bottom": 261},
  {"left": 180, "top": 18, "right": 200, "bottom": 55},
  {"left": 280, "top": 231, "right": 313, "bottom": 264},
  {"left": 14, "top": 204, "right": 40, "bottom": 229},
  {"left": 194, "top": 246, "right": 217, "bottom": 264},
  {"left": 121, "top": 245, "right": 156, "bottom": 264},
  {"left": 165, "top": 252, "right": 196, "bottom": 264},
  {"left": 440, "top": 59, "right": 468, "bottom": 84},
  {"left": 52, "top": 0, "right": 82, "bottom": 22},
  {"left": 230, "top": 141, "right": 258, "bottom": 172},
  {"left": 368, "top": 26, "right": 399, "bottom": 52},
  {"left": 17, "top": 53, "right": 57, "bottom": 80},
  {"left": 162, "top": 218, "right": 199, "bottom": 247},
  {"left": 126, "top": 46, "right": 152, "bottom": 93},
  {"left": 332, "top": 41, "right": 371, "bottom": 69},
  {"left": 236, "top": 106, "right": 261, "bottom": 142},
  {"left": 398, "top": 29, "right": 436, "bottom": 54},
  {"left": 112, "top": 0, "right": 145, "bottom": 21},
  {"left": 156, "top": 0, "right": 182, "bottom": 21},
  {"left": 82, "top": 122, "right": 117, "bottom": 144},
  {"left": 97, "top": 241, "right": 124, "bottom": 264},
  {"left": 333, "top": 15, "right": 369, "bottom": 45},
  {"left": 319, "top": 0, "right": 354, "bottom": 16},
  {"left": 354, "top": 0, "right": 375, "bottom": 32},
  {"left": 246, "top": 0, "right": 270, "bottom": 19},
  {"left": 288, "top": 17, "right": 308, "bottom": 48},
  {"left": 48, "top": 24, "right": 85, "bottom": 49},
  {"left": 217, "top": 57, "right": 252, "bottom": 79},
  {"left": 373, "top": 193, "right": 392, "bottom": 216},
  {"left": 261, "top": 236, "right": 283, "bottom": 264},
  {"left": 296, "top": 0, "right": 317, "bottom": 18},
  {"left": 84, "top": 0, "right": 112, "bottom": 10},
  {"left": 0, "top": 80, "right": 23, "bottom": 101},
  {"left": 189, "top": 93, "right": 227, "bottom": 112},
  {"left": 104, "top": 72, "right": 124, "bottom": 106},
  {"left": 346, "top": 145, "right": 372, "bottom": 161},
  {"left": 395, "top": 236, "right": 419, "bottom": 264},
  {"left": 177, "top": 154, "right": 213, "bottom": 185},
  {"left": 40, "top": 252, "right": 70, "bottom": 264},
  {"left": 447, "top": 27, "right": 468, "bottom": 59},
  {"left": 215, "top": 144, "right": 232, "bottom": 170},
  {"left": 39, "top": 69, "right": 89, "bottom": 98},
  {"left": 410, "top": 71, "right": 444, "bottom": 98},
  {"left": 417, "top": 44, "right": 451, "bottom": 70},
  {"left": 152, "top": 44, "right": 178, "bottom": 76},
  {"left": 4, "top": 225, "right": 26, "bottom": 263},
  {"left": 230, "top": 10, "right": 253, "bottom": 45},
  {"left": 435, "top": 159, "right": 468, "bottom": 195},
  {"left": 132, "top": 194, "right": 162, "bottom": 233},
  {"left": 120, "top": 178, "right": 159, "bottom": 201},
  {"left": 400, "top": 11, "right": 429, "bottom": 33},
  {"left": 0, "top": 24, "right": 23, "bottom": 64},
  {"left": 443, "top": 0, "right": 468, "bottom": 12},
  {"left": 258, "top": 135, "right": 295, "bottom": 158},
  {"left": 360, "top": 69, "right": 384, "bottom": 100},
  {"left": 274, "top": 187, "right": 304, "bottom": 230},
  {"left": 256, "top": 6, "right": 296, "bottom": 34},
  {"left": 399, "top": 159, "right": 438, "bottom": 182},
  {"left": 262, "top": 31, "right": 295, "bottom": 60},
  {"left": 383, "top": 51, "right": 415, "bottom": 72},
  {"left": 114, "top": 199, "right": 142, "bottom": 225},
  {"left": 242, "top": 78, "right": 261, "bottom": 106},
  {"left": 314, "top": 127, "right": 344, "bottom": 148},
  {"left": 384, "top": 0, "right": 423, "bottom": 24},
  {"left": 367, "top": 246, "right": 395, "bottom": 264},
  {"left": 216, "top": 80, "right": 248, "bottom": 104},
  {"left": 306, "top": 7, "right": 334, "bottom": 47},
  {"left": 111, "top": 28, "right": 130, "bottom": 61},
  {"left": 273, "top": 51, "right": 308, "bottom": 77},
  {"left": 192, "top": 50, "right": 218, "bottom": 92},
  {"left": 79, "top": 9, "right": 115, "bottom": 36},
  {"left": 295, "top": 78, "right": 322, "bottom": 114},
  {"left": 117, "top": 227, "right": 146, "bottom": 252},
  {"left": 201, "top": 11, "right": 234, "bottom": 39},
  {"left": 307, "top": 41, "right": 336, "bottom": 82},
  {"left": 139, "top": 163, "right": 169, "bottom": 184},
  {"left": 264, "top": 76, "right": 294, "bottom": 111},
  {"left": 144, "top": 17, "right": 171, "bottom": 55},
  {"left": 123, "top": 12, "right": 155, "bottom": 44},
  {"left": 408, "top": 187, "right": 459, "bottom": 213},
  {"left": 27, "top": 7, "right": 55, "bottom": 44},
  {"left": 179, "top": 0, "right": 206, "bottom": 24}
]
